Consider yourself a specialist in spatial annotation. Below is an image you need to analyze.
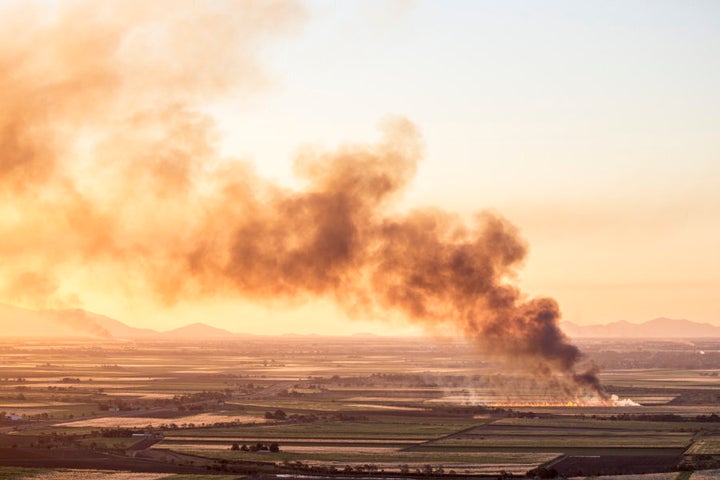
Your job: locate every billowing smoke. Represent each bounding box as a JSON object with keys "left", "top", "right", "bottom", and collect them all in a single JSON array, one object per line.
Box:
[{"left": 0, "top": 1, "right": 604, "bottom": 400}]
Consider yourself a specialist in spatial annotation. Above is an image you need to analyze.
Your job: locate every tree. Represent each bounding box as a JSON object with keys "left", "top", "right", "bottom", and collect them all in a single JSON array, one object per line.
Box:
[
  {"left": 269, "top": 442, "right": 280, "bottom": 452},
  {"left": 231, "top": 443, "right": 240, "bottom": 451}
]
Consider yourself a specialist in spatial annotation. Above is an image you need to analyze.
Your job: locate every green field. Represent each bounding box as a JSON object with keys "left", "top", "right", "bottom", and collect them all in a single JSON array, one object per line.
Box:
[
  {"left": 166, "top": 447, "right": 559, "bottom": 465},
  {"left": 0, "top": 468, "right": 50, "bottom": 480},
  {"left": 163, "top": 415, "right": 480, "bottom": 439},
  {"left": 494, "top": 416, "right": 720, "bottom": 432},
  {"left": 685, "top": 437, "right": 720, "bottom": 455}
]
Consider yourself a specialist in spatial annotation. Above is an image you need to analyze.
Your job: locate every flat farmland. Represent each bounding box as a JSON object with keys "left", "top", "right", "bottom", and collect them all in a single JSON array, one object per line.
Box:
[
  {"left": 156, "top": 446, "right": 559, "bottom": 475},
  {"left": 55, "top": 414, "right": 267, "bottom": 429},
  {"left": 163, "top": 414, "right": 482, "bottom": 439},
  {"left": 685, "top": 437, "right": 720, "bottom": 455},
  {"left": 493, "top": 416, "right": 719, "bottom": 431},
  {"left": 421, "top": 434, "right": 690, "bottom": 449},
  {"left": 3, "top": 338, "right": 720, "bottom": 478},
  {"left": 0, "top": 469, "right": 245, "bottom": 480}
]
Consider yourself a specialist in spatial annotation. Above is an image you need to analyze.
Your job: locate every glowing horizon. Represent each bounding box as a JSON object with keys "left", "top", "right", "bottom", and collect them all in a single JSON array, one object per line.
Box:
[{"left": 1, "top": 0, "right": 718, "bottom": 336}]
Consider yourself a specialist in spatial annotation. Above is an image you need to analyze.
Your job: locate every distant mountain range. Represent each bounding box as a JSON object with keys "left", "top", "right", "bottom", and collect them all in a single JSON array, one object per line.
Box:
[
  {"left": 0, "top": 303, "right": 236, "bottom": 339},
  {"left": 162, "top": 322, "right": 236, "bottom": 338},
  {"left": 561, "top": 317, "right": 720, "bottom": 338},
  {"left": 2, "top": 303, "right": 719, "bottom": 339}
]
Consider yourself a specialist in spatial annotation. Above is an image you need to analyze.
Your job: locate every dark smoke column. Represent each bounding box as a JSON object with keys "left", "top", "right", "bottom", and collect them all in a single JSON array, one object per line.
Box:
[
  {"left": 370, "top": 209, "right": 606, "bottom": 401},
  {"left": 189, "top": 119, "right": 606, "bottom": 402}
]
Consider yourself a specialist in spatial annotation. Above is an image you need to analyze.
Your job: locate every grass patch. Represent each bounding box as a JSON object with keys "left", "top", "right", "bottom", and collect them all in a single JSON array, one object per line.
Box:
[
  {"left": 75, "top": 436, "right": 142, "bottom": 450},
  {"left": 166, "top": 447, "right": 558, "bottom": 465},
  {"left": 0, "top": 467, "right": 52, "bottom": 479},
  {"left": 494, "top": 417, "right": 718, "bottom": 432},
  {"left": 429, "top": 434, "right": 692, "bottom": 449},
  {"left": 164, "top": 476, "right": 244, "bottom": 480},
  {"left": 165, "top": 416, "right": 480, "bottom": 440},
  {"left": 685, "top": 437, "right": 720, "bottom": 454}
]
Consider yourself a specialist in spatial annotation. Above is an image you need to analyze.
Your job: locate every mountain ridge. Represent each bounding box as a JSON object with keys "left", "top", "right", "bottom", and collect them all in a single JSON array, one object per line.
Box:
[
  {"left": 2, "top": 304, "right": 719, "bottom": 339},
  {"left": 0, "top": 304, "right": 239, "bottom": 339},
  {"left": 561, "top": 317, "right": 720, "bottom": 338},
  {"left": 162, "top": 322, "right": 235, "bottom": 338}
]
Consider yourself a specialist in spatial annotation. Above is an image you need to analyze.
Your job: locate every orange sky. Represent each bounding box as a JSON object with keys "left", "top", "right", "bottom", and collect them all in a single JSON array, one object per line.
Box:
[{"left": 1, "top": 0, "right": 718, "bottom": 335}]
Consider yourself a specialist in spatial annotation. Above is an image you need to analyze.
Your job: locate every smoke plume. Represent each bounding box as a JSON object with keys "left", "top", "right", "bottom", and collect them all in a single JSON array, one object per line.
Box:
[{"left": 0, "top": 1, "right": 604, "bottom": 400}]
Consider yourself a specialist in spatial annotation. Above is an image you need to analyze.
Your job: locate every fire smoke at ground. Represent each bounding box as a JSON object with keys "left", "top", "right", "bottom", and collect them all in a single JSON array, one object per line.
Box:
[{"left": 0, "top": 1, "right": 605, "bottom": 402}]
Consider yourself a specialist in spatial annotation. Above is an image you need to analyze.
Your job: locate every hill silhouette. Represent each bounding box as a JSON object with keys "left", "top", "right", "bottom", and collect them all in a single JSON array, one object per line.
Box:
[
  {"left": 561, "top": 317, "right": 720, "bottom": 338},
  {"left": 2, "top": 304, "right": 719, "bottom": 339}
]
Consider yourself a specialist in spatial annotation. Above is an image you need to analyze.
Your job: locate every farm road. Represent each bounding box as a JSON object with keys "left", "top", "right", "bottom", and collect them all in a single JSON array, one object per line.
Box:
[
  {"left": 129, "top": 434, "right": 164, "bottom": 451},
  {"left": 400, "top": 417, "right": 501, "bottom": 451},
  {"left": 241, "top": 381, "right": 296, "bottom": 399}
]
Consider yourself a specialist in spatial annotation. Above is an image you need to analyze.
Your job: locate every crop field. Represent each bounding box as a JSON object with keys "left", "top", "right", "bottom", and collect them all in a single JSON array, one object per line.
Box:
[
  {"left": 570, "top": 475, "right": 679, "bottom": 480},
  {"left": 164, "top": 448, "right": 558, "bottom": 475},
  {"left": 0, "top": 470, "right": 175, "bottom": 480},
  {"left": 494, "top": 417, "right": 715, "bottom": 431},
  {"left": 567, "top": 474, "right": 720, "bottom": 480},
  {"left": 162, "top": 414, "right": 482, "bottom": 439},
  {"left": 687, "top": 470, "right": 720, "bottom": 480},
  {"left": 54, "top": 414, "right": 266, "bottom": 429},
  {"left": 3, "top": 338, "right": 720, "bottom": 478},
  {"left": 684, "top": 437, "right": 720, "bottom": 455},
  {"left": 22, "top": 472, "right": 173, "bottom": 480},
  {"left": 0, "top": 470, "right": 247, "bottom": 480},
  {"left": 423, "top": 434, "right": 691, "bottom": 449}
]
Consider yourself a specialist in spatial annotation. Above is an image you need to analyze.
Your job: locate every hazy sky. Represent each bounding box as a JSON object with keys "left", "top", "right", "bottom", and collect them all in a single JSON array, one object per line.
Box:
[
  {"left": 208, "top": 0, "right": 720, "bottom": 332},
  {"left": 2, "top": 0, "right": 719, "bottom": 334}
]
